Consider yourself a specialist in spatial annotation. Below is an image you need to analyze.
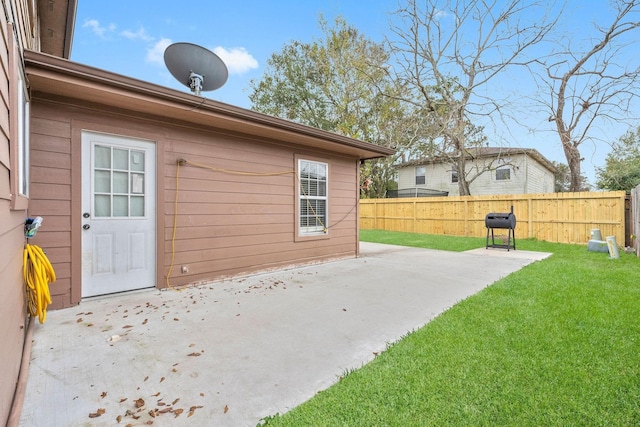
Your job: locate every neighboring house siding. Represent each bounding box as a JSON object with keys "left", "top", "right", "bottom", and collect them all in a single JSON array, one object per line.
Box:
[
  {"left": 398, "top": 151, "right": 555, "bottom": 196},
  {"left": 28, "top": 99, "right": 360, "bottom": 308}
]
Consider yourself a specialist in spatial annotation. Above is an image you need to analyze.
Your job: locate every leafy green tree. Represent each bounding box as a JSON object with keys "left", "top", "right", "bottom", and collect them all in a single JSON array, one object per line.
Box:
[
  {"left": 249, "top": 16, "right": 426, "bottom": 198},
  {"left": 596, "top": 126, "right": 640, "bottom": 192},
  {"left": 552, "top": 161, "right": 591, "bottom": 192}
]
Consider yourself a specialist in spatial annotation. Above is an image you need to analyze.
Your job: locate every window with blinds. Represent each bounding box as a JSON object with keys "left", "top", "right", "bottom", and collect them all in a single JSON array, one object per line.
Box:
[{"left": 298, "top": 159, "right": 328, "bottom": 235}]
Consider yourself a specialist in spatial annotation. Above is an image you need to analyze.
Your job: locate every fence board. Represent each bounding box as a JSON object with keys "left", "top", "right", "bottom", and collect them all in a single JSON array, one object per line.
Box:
[{"left": 360, "top": 191, "right": 626, "bottom": 245}]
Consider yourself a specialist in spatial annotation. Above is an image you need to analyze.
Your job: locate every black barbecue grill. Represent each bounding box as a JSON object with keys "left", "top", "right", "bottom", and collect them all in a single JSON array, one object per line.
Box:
[{"left": 485, "top": 206, "right": 516, "bottom": 250}]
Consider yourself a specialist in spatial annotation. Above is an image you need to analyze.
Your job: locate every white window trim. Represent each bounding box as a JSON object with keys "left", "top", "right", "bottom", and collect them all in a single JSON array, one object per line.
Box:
[
  {"left": 17, "top": 74, "right": 29, "bottom": 197},
  {"left": 297, "top": 158, "right": 328, "bottom": 237}
]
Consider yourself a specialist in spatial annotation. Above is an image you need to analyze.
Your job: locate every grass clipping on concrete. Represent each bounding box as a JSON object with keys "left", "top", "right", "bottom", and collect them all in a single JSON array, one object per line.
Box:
[{"left": 264, "top": 231, "right": 640, "bottom": 426}]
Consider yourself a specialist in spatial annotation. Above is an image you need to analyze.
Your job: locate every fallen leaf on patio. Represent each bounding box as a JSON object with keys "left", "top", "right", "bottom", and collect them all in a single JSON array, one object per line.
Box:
[
  {"left": 157, "top": 401, "right": 166, "bottom": 406},
  {"left": 224, "top": 405, "right": 229, "bottom": 414},
  {"left": 189, "top": 343, "right": 195, "bottom": 347},
  {"left": 172, "top": 368, "right": 177, "bottom": 373},
  {"left": 100, "top": 391, "right": 107, "bottom": 398},
  {"left": 152, "top": 392, "right": 160, "bottom": 397},
  {"left": 116, "top": 414, "right": 122, "bottom": 423},
  {"left": 86, "top": 311, "right": 93, "bottom": 315},
  {"left": 120, "top": 398, "right": 128, "bottom": 403},
  {"left": 87, "top": 323, "right": 94, "bottom": 327},
  {"left": 135, "top": 398, "right": 145, "bottom": 408},
  {"left": 160, "top": 377, "right": 165, "bottom": 383},
  {"left": 122, "top": 325, "right": 133, "bottom": 329},
  {"left": 174, "top": 318, "right": 179, "bottom": 321},
  {"left": 88, "top": 408, "right": 105, "bottom": 418},
  {"left": 144, "top": 376, "right": 149, "bottom": 381},
  {"left": 187, "top": 352, "right": 201, "bottom": 357},
  {"left": 145, "top": 421, "right": 153, "bottom": 425},
  {"left": 77, "top": 318, "right": 83, "bottom": 323},
  {"left": 173, "top": 408, "right": 184, "bottom": 418},
  {"left": 200, "top": 393, "right": 204, "bottom": 397},
  {"left": 158, "top": 407, "right": 172, "bottom": 413},
  {"left": 172, "top": 398, "right": 180, "bottom": 405},
  {"left": 149, "top": 410, "right": 156, "bottom": 418},
  {"left": 142, "top": 319, "right": 148, "bottom": 325},
  {"left": 342, "top": 308, "right": 347, "bottom": 311}
]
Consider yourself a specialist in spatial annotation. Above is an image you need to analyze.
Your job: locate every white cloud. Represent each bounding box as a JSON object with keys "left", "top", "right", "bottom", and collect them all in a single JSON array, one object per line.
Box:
[
  {"left": 83, "top": 19, "right": 112, "bottom": 38},
  {"left": 146, "top": 37, "right": 172, "bottom": 65},
  {"left": 121, "top": 26, "right": 153, "bottom": 42},
  {"left": 212, "top": 47, "right": 258, "bottom": 74}
]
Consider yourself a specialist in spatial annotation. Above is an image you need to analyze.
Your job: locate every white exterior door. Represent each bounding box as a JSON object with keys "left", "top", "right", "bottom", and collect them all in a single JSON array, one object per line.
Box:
[{"left": 81, "top": 132, "right": 157, "bottom": 297}]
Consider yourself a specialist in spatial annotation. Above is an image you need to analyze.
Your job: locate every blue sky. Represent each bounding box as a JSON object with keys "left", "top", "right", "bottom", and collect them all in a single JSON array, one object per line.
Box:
[{"left": 71, "top": 1, "right": 639, "bottom": 185}]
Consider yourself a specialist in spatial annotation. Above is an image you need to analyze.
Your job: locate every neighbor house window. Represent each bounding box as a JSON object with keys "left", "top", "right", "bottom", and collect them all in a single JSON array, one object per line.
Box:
[
  {"left": 451, "top": 169, "right": 459, "bottom": 183},
  {"left": 415, "top": 166, "right": 426, "bottom": 185},
  {"left": 298, "top": 159, "right": 328, "bottom": 235},
  {"left": 496, "top": 167, "right": 510, "bottom": 181}
]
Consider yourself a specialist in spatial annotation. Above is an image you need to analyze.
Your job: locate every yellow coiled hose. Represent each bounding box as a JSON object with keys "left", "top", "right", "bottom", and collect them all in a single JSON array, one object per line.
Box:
[{"left": 23, "top": 244, "right": 55, "bottom": 324}]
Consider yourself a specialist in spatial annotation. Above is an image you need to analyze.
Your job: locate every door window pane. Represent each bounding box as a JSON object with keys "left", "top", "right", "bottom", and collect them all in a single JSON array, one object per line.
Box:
[
  {"left": 95, "top": 170, "right": 111, "bottom": 193},
  {"left": 130, "top": 196, "right": 144, "bottom": 217},
  {"left": 113, "top": 148, "right": 129, "bottom": 170},
  {"left": 95, "top": 145, "right": 111, "bottom": 168},
  {"left": 130, "top": 151, "right": 145, "bottom": 172},
  {"left": 113, "top": 195, "right": 128, "bottom": 217},
  {"left": 113, "top": 171, "right": 128, "bottom": 193},
  {"left": 95, "top": 195, "right": 110, "bottom": 217}
]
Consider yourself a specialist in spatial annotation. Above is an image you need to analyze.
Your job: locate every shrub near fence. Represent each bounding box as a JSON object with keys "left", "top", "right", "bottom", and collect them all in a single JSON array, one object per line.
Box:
[{"left": 359, "top": 191, "right": 626, "bottom": 245}]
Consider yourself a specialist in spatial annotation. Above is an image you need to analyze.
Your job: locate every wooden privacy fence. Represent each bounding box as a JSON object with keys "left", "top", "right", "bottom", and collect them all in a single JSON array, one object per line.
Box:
[{"left": 359, "top": 191, "right": 627, "bottom": 245}]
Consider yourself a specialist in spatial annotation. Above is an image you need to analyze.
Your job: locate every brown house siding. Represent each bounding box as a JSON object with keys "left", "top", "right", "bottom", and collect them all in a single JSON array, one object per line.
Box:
[
  {"left": 1, "top": 1, "right": 35, "bottom": 424},
  {"left": 28, "top": 97, "right": 362, "bottom": 307}
]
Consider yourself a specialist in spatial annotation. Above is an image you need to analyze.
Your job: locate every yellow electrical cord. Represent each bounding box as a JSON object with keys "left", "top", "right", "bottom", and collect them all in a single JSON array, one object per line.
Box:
[{"left": 23, "top": 243, "right": 55, "bottom": 324}]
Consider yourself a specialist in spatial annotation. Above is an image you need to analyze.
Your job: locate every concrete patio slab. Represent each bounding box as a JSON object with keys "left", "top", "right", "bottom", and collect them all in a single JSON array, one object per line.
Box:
[{"left": 19, "top": 242, "right": 551, "bottom": 426}]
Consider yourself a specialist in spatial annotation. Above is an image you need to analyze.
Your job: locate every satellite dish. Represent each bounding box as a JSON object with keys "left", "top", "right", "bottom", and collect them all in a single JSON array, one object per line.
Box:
[{"left": 164, "top": 42, "right": 228, "bottom": 96}]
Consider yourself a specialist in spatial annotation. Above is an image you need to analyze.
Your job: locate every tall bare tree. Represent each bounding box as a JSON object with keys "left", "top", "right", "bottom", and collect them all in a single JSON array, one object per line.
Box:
[
  {"left": 541, "top": 0, "right": 640, "bottom": 191},
  {"left": 389, "top": 0, "right": 558, "bottom": 195}
]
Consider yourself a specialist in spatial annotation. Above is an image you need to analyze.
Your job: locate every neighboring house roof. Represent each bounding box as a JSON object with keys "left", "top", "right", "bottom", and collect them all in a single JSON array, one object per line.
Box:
[
  {"left": 398, "top": 147, "right": 557, "bottom": 174},
  {"left": 24, "top": 50, "right": 395, "bottom": 160}
]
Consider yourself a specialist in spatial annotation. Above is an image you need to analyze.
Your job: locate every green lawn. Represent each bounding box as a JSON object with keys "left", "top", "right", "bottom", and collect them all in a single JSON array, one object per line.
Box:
[{"left": 262, "top": 230, "right": 640, "bottom": 426}]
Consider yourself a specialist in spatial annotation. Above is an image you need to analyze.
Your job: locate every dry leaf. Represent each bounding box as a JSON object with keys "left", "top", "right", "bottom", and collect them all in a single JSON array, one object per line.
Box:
[
  {"left": 160, "top": 377, "right": 165, "bottom": 383},
  {"left": 116, "top": 414, "right": 122, "bottom": 423},
  {"left": 145, "top": 421, "right": 153, "bottom": 425},
  {"left": 123, "top": 325, "right": 133, "bottom": 329},
  {"left": 144, "top": 376, "right": 149, "bottom": 382},
  {"left": 120, "top": 398, "right": 128, "bottom": 403},
  {"left": 142, "top": 319, "right": 148, "bottom": 325},
  {"left": 148, "top": 410, "right": 156, "bottom": 418},
  {"left": 158, "top": 408, "right": 172, "bottom": 414},
  {"left": 87, "top": 323, "right": 94, "bottom": 327},
  {"left": 77, "top": 318, "right": 83, "bottom": 323},
  {"left": 173, "top": 318, "right": 179, "bottom": 321},
  {"left": 135, "top": 398, "right": 145, "bottom": 408},
  {"left": 172, "top": 398, "right": 180, "bottom": 405},
  {"left": 173, "top": 408, "right": 184, "bottom": 418},
  {"left": 172, "top": 368, "right": 177, "bottom": 373},
  {"left": 100, "top": 391, "right": 107, "bottom": 399},
  {"left": 224, "top": 404, "right": 229, "bottom": 414},
  {"left": 200, "top": 393, "right": 204, "bottom": 397},
  {"left": 187, "top": 352, "right": 201, "bottom": 357},
  {"left": 189, "top": 343, "right": 195, "bottom": 347},
  {"left": 86, "top": 312, "right": 93, "bottom": 315},
  {"left": 152, "top": 392, "right": 160, "bottom": 397},
  {"left": 89, "top": 408, "right": 105, "bottom": 418}
]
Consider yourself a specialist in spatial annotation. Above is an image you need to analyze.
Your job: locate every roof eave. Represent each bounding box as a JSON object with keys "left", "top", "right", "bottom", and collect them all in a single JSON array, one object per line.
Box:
[{"left": 24, "top": 50, "right": 395, "bottom": 160}]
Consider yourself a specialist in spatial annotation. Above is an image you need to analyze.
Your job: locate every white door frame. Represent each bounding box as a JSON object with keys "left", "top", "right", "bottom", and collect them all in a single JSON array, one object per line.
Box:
[{"left": 81, "top": 131, "right": 157, "bottom": 297}]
